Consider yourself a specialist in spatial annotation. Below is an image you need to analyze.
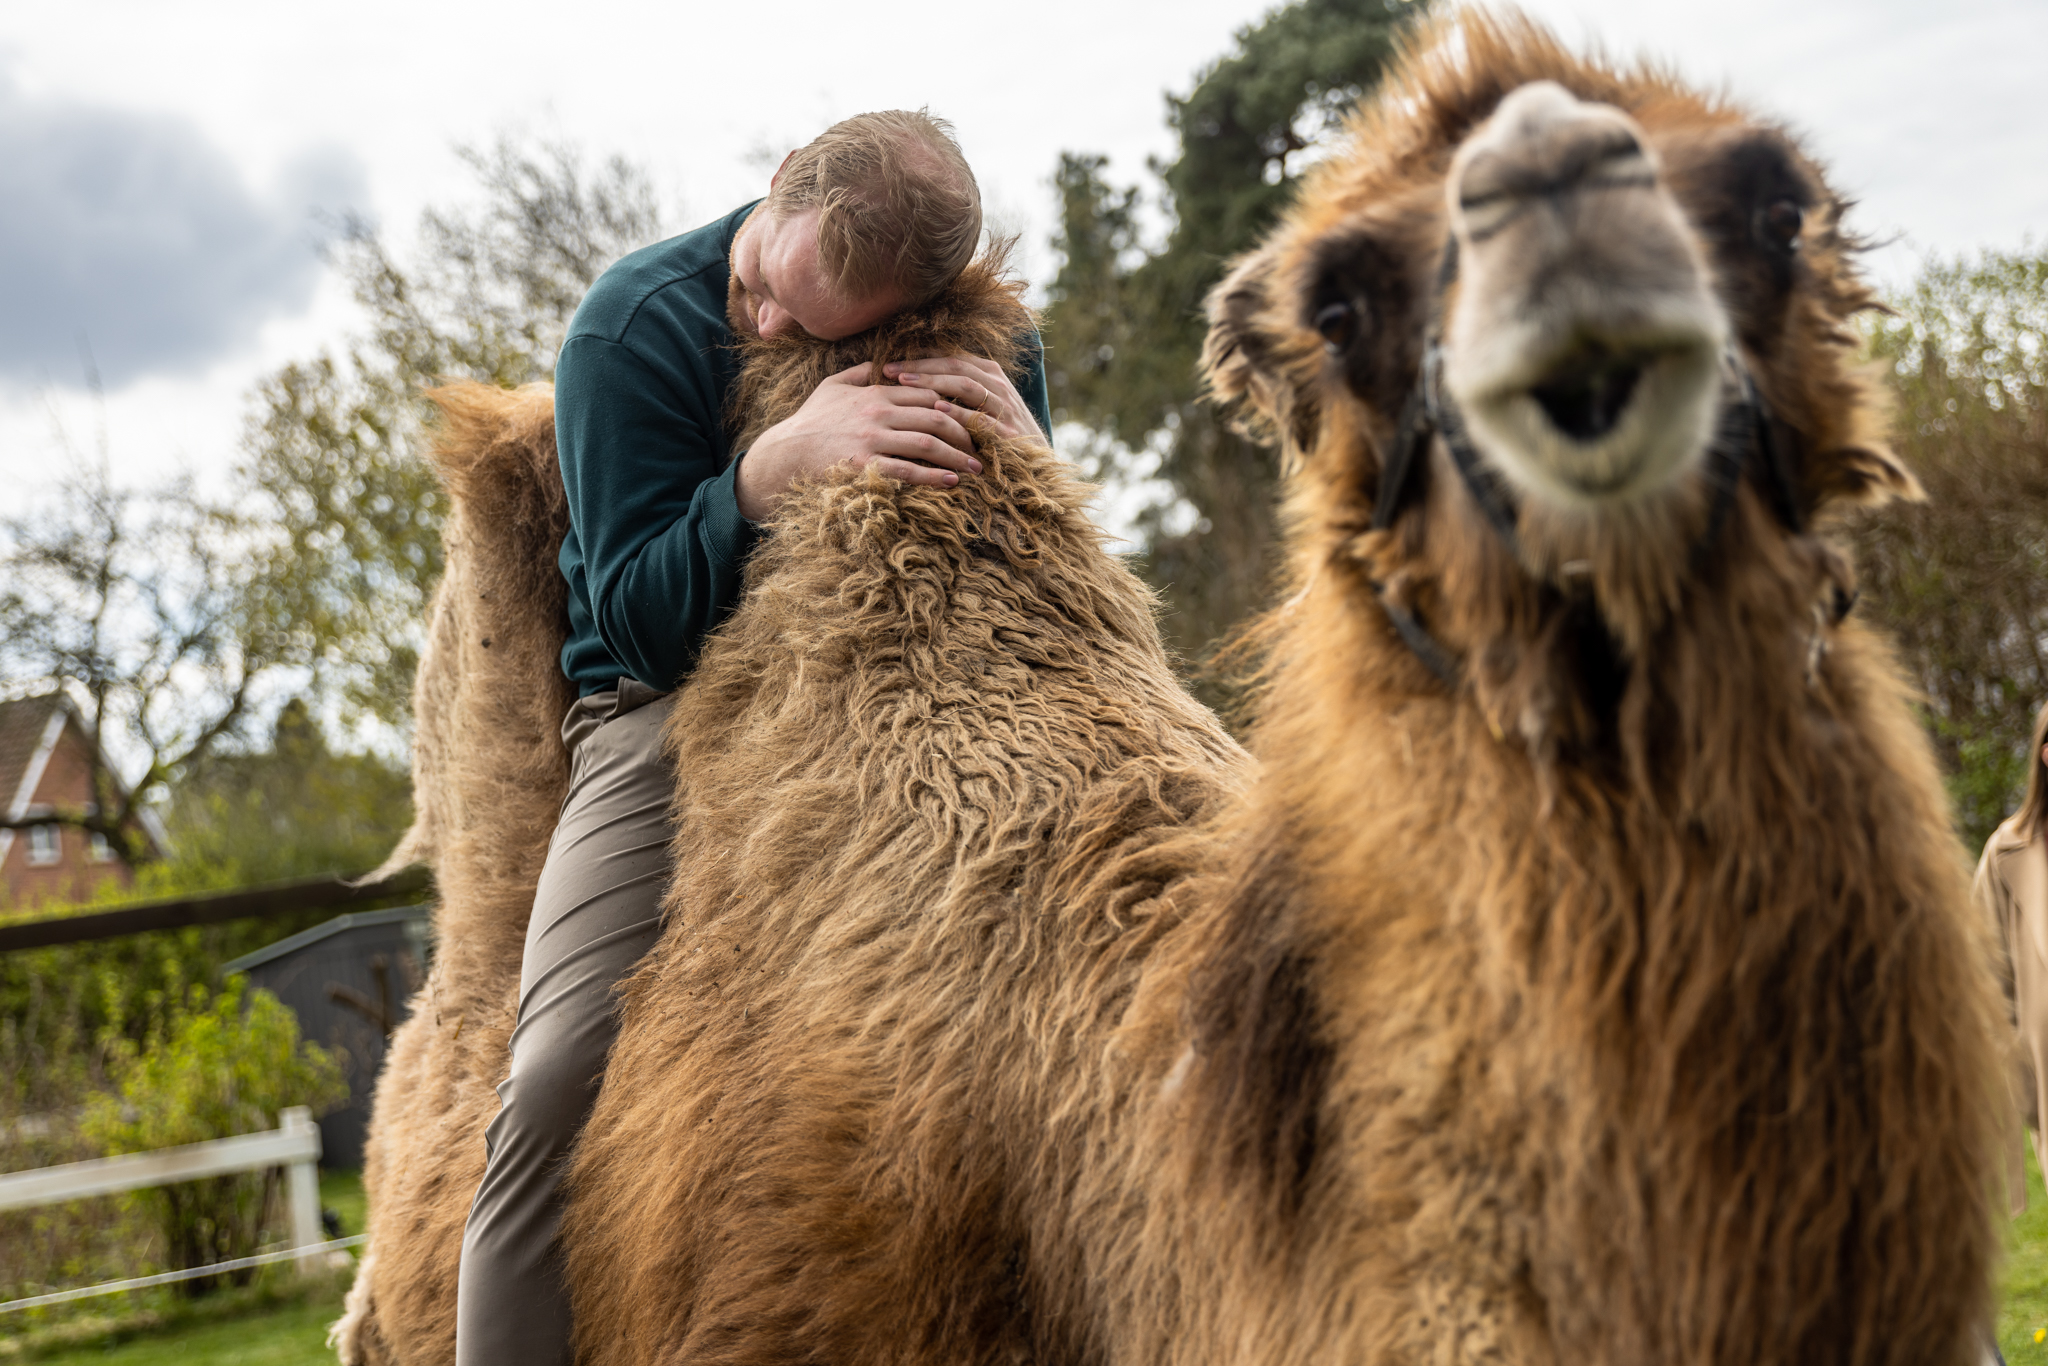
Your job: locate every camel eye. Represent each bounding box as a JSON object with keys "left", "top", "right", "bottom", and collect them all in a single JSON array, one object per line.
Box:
[
  {"left": 1756, "top": 197, "right": 1804, "bottom": 253},
  {"left": 1314, "top": 300, "right": 1359, "bottom": 351}
]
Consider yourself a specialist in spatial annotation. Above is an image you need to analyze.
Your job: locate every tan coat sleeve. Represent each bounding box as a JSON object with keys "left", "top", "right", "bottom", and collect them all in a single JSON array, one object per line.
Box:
[{"left": 1977, "top": 834, "right": 2034, "bottom": 1216}]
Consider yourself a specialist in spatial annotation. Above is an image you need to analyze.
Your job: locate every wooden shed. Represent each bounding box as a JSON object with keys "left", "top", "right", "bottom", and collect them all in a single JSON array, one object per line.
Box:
[{"left": 225, "top": 905, "right": 432, "bottom": 1170}]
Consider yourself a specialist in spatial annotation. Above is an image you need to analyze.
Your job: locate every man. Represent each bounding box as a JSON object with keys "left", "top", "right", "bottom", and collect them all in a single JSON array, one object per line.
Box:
[{"left": 455, "top": 109, "right": 1052, "bottom": 1365}]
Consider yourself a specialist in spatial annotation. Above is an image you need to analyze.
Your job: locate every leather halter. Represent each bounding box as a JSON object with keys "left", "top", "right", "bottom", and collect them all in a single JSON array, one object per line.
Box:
[{"left": 1363, "top": 239, "right": 1809, "bottom": 688}]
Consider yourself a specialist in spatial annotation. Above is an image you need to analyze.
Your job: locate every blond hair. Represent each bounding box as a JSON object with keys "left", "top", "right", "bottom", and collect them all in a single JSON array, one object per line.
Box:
[{"left": 766, "top": 109, "right": 981, "bottom": 309}]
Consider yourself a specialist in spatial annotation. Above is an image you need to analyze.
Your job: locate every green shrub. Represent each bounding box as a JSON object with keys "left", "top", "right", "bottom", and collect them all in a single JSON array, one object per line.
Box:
[{"left": 80, "top": 982, "right": 346, "bottom": 1295}]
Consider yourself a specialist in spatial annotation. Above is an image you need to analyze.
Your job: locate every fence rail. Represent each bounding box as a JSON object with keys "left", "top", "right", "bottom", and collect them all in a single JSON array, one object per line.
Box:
[
  {"left": 0, "top": 866, "right": 431, "bottom": 953},
  {"left": 0, "top": 1107, "right": 328, "bottom": 1277}
]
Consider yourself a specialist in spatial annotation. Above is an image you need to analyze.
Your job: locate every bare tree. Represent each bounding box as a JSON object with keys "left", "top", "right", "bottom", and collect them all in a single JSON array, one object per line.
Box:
[
  {"left": 237, "top": 136, "right": 665, "bottom": 726},
  {"left": 0, "top": 136, "right": 669, "bottom": 868},
  {"left": 0, "top": 461, "right": 304, "bottom": 867}
]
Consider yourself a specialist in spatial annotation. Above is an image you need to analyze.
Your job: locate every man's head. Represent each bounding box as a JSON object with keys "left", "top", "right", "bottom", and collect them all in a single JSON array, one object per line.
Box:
[{"left": 731, "top": 109, "right": 982, "bottom": 341}]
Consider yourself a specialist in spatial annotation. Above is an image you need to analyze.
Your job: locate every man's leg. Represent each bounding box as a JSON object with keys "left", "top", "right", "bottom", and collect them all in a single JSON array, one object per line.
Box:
[{"left": 455, "top": 687, "right": 673, "bottom": 1366}]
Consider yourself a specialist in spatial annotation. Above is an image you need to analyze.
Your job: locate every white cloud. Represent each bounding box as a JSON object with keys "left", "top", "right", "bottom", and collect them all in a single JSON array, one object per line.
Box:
[{"left": 0, "top": 71, "right": 365, "bottom": 390}]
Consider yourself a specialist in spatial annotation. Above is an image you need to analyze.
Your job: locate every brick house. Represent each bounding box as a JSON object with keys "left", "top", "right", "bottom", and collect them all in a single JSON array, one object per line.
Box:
[{"left": 0, "top": 693, "right": 167, "bottom": 907}]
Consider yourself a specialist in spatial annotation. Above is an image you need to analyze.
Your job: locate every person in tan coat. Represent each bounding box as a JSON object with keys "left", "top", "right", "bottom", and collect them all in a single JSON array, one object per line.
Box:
[{"left": 1976, "top": 699, "right": 2048, "bottom": 1215}]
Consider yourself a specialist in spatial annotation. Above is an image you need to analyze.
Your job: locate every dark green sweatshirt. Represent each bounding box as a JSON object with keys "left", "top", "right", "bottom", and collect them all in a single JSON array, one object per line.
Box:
[{"left": 554, "top": 201, "right": 1054, "bottom": 695}]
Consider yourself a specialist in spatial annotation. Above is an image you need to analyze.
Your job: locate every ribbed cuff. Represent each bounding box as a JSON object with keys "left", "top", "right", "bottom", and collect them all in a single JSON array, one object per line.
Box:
[{"left": 704, "top": 457, "right": 766, "bottom": 560}]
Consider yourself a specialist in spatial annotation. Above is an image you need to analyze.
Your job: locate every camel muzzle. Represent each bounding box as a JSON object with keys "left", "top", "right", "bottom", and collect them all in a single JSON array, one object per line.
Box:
[{"left": 1442, "top": 80, "right": 1729, "bottom": 508}]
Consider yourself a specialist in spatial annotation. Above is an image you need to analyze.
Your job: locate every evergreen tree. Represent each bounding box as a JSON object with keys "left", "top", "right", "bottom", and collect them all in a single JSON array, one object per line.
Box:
[{"left": 1045, "top": 0, "right": 1416, "bottom": 688}]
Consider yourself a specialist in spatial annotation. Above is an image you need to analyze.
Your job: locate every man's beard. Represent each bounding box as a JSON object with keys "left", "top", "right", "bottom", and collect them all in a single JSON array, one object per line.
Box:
[
  {"left": 726, "top": 272, "right": 829, "bottom": 371},
  {"left": 726, "top": 270, "right": 759, "bottom": 339}
]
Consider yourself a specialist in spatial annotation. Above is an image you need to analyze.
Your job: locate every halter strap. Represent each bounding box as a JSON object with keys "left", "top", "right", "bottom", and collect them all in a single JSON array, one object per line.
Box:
[{"left": 1364, "top": 242, "right": 1807, "bottom": 688}]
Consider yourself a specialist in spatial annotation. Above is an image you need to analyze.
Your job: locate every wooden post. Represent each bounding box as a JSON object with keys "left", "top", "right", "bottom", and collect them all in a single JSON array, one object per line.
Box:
[{"left": 280, "top": 1107, "right": 324, "bottom": 1273}]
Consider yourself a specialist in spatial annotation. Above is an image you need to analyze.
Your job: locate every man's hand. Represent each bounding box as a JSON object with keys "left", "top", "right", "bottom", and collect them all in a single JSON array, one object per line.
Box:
[
  {"left": 736, "top": 362, "right": 983, "bottom": 521},
  {"left": 882, "top": 356, "right": 1042, "bottom": 445}
]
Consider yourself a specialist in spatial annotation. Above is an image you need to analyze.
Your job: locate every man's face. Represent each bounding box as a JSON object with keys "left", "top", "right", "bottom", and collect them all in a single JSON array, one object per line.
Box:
[{"left": 731, "top": 206, "right": 903, "bottom": 341}]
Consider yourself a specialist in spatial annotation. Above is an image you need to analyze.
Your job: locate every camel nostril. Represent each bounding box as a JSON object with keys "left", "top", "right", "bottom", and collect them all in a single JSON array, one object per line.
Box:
[{"left": 1528, "top": 353, "right": 1646, "bottom": 443}]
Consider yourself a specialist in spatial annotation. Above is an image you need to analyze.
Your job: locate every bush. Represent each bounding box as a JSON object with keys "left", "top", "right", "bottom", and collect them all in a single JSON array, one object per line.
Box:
[
  {"left": 79, "top": 981, "right": 346, "bottom": 1295},
  {"left": 1852, "top": 247, "right": 2048, "bottom": 852}
]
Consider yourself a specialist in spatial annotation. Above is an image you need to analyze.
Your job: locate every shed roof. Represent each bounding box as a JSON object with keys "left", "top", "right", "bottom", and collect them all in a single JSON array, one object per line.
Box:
[{"left": 223, "top": 904, "right": 433, "bottom": 975}]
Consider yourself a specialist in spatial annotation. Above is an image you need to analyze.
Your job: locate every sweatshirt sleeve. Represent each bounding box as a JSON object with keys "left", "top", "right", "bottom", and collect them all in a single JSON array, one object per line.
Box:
[
  {"left": 1017, "top": 327, "right": 1055, "bottom": 439},
  {"left": 555, "top": 331, "right": 760, "bottom": 691}
]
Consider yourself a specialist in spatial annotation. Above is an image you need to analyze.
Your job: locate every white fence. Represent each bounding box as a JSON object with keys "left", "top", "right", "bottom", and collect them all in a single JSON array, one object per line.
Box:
[{"left": 0, "top": 1106, "right": 341, "bottom": 1311}]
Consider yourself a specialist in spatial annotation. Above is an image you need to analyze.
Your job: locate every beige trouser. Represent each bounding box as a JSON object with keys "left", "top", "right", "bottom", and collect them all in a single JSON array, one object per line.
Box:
[{"left": 455, "top": 681, "right": 673, "bottom": 1366}]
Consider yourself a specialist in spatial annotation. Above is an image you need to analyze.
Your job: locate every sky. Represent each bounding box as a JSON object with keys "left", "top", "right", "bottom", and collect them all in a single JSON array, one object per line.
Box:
[{"left": 0, "top": 0, "right": 2041, "bottom": 514}]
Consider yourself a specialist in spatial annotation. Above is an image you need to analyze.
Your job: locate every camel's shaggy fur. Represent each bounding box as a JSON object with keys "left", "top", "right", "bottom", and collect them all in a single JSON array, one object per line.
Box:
[
  {"left": 343, "top": 17, "right": 2006, "bottom": 1364},
  {"left": 331, "top": 383, "right": 575, "bottom": 1365},
  {"left": 334, "top": 252, "right": 1249, "bottom": 1364}
]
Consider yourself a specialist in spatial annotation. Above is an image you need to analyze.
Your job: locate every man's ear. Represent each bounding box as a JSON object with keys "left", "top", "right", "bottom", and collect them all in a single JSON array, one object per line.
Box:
[
  {"left": 1203, "top": 245, "right": 1314, "bottom": 453},
  {"left": 770, "top": 150, "right": 794, "bottom": 192}
]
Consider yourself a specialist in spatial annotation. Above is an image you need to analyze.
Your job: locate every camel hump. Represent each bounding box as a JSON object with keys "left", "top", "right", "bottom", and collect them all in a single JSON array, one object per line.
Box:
[
  {"left": 365, "top": 380, "right": 575, "bottom": 889},
  {"left": 425, "top": 381, "right": 567, "bottom": 544}
]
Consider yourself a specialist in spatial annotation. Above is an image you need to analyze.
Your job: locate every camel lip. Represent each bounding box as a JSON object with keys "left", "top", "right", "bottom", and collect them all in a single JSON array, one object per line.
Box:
[
  {"left": 1452, "top": 324, "right": 1726, "bottom": 510},
  {"left": 1525, "top": 345, "right": 1652, "bottom": 445}
]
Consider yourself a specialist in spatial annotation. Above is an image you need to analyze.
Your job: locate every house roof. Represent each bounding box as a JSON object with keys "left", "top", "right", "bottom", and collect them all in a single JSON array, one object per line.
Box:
[
  {"left": 0, "top": 691, "right": 169, "bottom": 856},
  {"left": 0, "top": 694, "right": 62, "bottom": 808}
]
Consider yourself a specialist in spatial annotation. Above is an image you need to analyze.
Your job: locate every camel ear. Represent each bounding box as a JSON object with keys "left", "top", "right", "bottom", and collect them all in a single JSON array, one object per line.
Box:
[
  {"left": 1202, "top": 249, "right": 1277, "bottom": 405},
  {"left": 1814, "top": 443, "right": 1924, "bottom": 509},
  {"left": 1202, "top": 247, "right": 1297, "bottom": 439}
]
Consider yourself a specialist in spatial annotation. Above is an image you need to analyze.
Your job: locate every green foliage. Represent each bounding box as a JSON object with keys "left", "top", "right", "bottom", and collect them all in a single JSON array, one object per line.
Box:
[
  {"left": 1851, "top": 246, "right": 2048, "bottom": 851},
  {"left": 151, "top": 699, "right": 413, "bottom": 889},
  {"left": 0, "top": 925, "right": 301, "bottom": 1117},
  {"left": 0, "top": 698, "right": 410, "bottom": 1124},
  {"left": 79, "top": 981, "right": 345, "bottom": 1291},
  {"left": 1045, "top": 0, "right": 1415, "bottom": 681},
  {"left": 0, "top": 915, "right": 380, "bottom": 1314},
  {"left": 237, "top": 139, "right": 665, "bottom": 727},
  {"left": 82, "top": 978, "right": 345, "bottom": 1158}
]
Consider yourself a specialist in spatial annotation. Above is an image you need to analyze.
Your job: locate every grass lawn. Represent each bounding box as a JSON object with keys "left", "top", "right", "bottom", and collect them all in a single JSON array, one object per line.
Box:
[
  {"left": 11, "top": 1162, "right": 2048, "bottom": 1362},
  {"left": 18, "top": 1297, "right": 344, "bottom": 1366},
  {"left": 2001, "top": 1141, "right": 2048, "bottom": 1361},
  {"left": 318, "top": 1171, "right": 366, "bottom": 1243},
  {"left": 0, "top": 1171, "right": 363, "bottom": 1366}
]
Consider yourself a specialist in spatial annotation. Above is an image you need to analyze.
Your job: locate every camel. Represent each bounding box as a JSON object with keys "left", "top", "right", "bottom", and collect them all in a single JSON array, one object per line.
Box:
[{"left": 337, "top": 14, "right": 2008, "bottom": 1365}]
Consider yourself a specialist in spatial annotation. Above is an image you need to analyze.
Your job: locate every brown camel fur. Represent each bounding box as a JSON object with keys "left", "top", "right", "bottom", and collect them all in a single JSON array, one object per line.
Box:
[
  {"left": 333, "top": 252, "right": 1248, "bottom": 1363},
  {"left": 332, "top": 380, "right": 576, "bottom": 1365},
  {"left": 341, "top": 16, "right": 2007, "bottom": 1364}
]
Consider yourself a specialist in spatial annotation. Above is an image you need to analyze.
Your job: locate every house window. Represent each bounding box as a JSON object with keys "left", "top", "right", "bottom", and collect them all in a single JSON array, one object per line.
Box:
[
  {"left": 26, "top": 825, "right": 60, "bottom": 866},
  {"left": 89, "top": 831, "right": 115, "bottom": 863}
]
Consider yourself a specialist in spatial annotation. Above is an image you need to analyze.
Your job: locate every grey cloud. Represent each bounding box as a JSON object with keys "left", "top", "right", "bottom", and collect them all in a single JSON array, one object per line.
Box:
[{"left": 0, "top": 76, "right": 367, "bottom": 389}]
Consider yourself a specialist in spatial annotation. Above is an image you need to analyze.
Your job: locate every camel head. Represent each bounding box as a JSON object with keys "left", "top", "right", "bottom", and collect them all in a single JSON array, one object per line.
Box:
[{"left": 1204, "top": 13, "right": 1919, "bottom": 738}]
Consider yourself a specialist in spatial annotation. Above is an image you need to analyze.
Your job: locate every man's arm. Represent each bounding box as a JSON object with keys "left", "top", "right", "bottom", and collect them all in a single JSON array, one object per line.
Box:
[{"left": 556, "top": 334, "right": 758, "bottom": 691}]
